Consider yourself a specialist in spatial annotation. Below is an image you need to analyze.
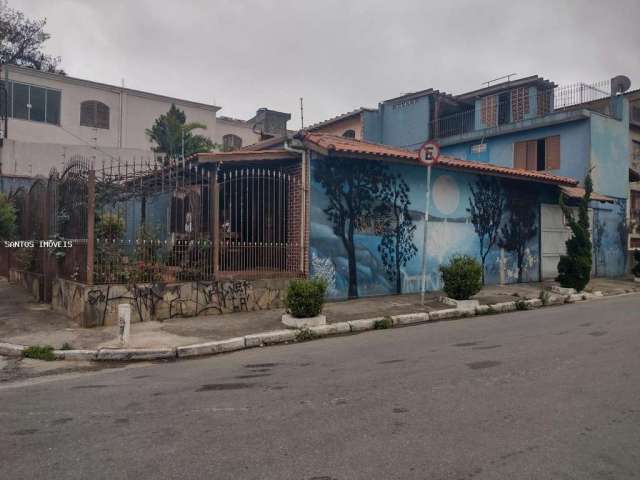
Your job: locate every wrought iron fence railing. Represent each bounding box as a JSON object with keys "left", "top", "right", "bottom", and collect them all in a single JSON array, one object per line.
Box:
[{"left": 430, "top": 80, "right": 613, "bottom": 140}]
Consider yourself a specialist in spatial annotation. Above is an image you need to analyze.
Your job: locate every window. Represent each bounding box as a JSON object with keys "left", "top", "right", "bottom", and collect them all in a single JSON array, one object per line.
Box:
[
  {"left": 480, "top": 95, "right": 498, "bottom": 127},
  {"left": 514, "top": 135, "right": 560, "bottom": 171},
  {"left": 632, "top": 140, "right": 640, "bottom": 169},
  {"left": 222, "top": 134, "right": 242, "bottom": 152},
  {"left": 342, "top": 129, "right": 356, "bottom": 138},
  {"left": 511, "top": 87, "right": 530, "bottom": 122},
  {"left": 6, "top": 81, "right": 61, "bottom": 124},
  {"left": 80, "top": 100, "right": 109, "bottom": 129}
]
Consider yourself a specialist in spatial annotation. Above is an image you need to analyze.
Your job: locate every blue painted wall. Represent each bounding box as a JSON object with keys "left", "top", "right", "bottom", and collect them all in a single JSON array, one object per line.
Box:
[
  {"left": 440, "top": 119, "right": 592, "bottom": 178},
  {"left": 592, "top": 199, "right": 627, "bottom": 277},
  {"left": 309, "top": 154, "right": 546, "bottom": 299},
  {"left": 363, "top": 95, "right": 431, "bottom": 150},
  {"left": 590, "top": 98, "right": 630, "bottom": 198}
]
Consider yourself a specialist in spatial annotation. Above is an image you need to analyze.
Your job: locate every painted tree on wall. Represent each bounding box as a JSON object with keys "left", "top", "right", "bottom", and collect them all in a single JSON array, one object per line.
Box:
[
  {"left": 498, "top": 184, "right": 537, "bottom": 283},
  {"left": 467, "top": 176, "right": 504, "bottom": 284},
  {"left": 377, "top": 172, "right": 417, "bottom": 294},
  {"left": 313, "top": 158, "right": 387, "bottom": 298}
]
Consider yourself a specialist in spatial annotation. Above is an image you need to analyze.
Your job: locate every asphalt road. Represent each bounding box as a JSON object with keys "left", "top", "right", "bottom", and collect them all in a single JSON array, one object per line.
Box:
[{"left": 1, "top": 295, "right": 640, "bottom": 480}]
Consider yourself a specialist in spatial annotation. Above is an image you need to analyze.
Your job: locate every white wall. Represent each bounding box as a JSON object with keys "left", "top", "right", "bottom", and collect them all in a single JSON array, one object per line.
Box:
[
  {"left": 214, "top": 118, "right": 261, "bottom": 148},
  {"left": 1, "top": 66, "right": 221, "bottom": 175}
]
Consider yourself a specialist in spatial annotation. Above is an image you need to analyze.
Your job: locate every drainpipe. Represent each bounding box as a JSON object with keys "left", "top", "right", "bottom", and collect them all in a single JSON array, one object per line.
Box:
[{"left": 284, "top": 135, "right": 308, "bottom": 275}]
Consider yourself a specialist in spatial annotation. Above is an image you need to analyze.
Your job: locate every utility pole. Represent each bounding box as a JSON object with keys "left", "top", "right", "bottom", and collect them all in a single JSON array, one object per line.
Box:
[{"left": 300, "top": 97, "right": 304, "bottom": 129}]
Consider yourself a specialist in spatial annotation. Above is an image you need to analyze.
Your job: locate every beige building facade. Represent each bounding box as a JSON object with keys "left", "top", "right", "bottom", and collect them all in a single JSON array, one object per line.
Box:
[{"left": 0, "top": 65, "right": 261, "bottom": 176}]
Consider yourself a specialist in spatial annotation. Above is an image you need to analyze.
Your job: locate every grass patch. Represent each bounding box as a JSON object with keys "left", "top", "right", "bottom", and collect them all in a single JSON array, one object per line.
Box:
[
  {"left": 295, "top": 327, "right": 318, "bottom": 342},
  {"left": 539, "top": 290, "right": 550, "bottom": 306},
  {"left": 374, "top": 316, "right": 393, "bottom": 329},
  {"left": 23, "top": 345, "right": 56, "bottom": 361},
  {"left": 515, "top": 299, "right": 528, "bottom": 311}
]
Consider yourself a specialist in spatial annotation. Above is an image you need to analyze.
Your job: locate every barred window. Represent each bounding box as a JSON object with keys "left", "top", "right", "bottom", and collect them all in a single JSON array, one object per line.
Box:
[
  {"left": 222, "top": 134, "right": 243, "bottom": 152},
  {"left": 511, "top": 87, "right": 530, "bottom": 122},
  {"left": 342, "top": 129, "right": 356, "bottom": 138},
  {"left": 80, "top": 100, "right": 110, "bottom": 129}
]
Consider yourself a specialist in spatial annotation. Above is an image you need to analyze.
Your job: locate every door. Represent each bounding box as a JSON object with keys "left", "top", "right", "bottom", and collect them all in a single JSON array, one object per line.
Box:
[{"left": 540, "top": 204, "right": 593, "bottom": 280}]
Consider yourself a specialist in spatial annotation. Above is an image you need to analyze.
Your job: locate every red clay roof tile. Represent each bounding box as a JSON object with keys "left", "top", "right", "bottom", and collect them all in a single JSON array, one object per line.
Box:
[{"left": 302, "top": 132, "right": 578, "bottom": 186}]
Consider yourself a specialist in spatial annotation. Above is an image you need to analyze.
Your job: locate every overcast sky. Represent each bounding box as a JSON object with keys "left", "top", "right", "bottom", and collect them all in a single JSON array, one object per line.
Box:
[{"left": 17, "top": 0, "right": 640, "bottom": 127}]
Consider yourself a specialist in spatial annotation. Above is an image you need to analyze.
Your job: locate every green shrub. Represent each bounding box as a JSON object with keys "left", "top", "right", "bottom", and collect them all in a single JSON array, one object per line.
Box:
[
  {"left": 439, "top": 255, "right": 482, "bottom": 300},
  {"left": 374, "top": 316, "right": 393, "bottom": 329},
  {"left": 285, "top": 278, "right": 327, "bottom": 318},
  {"left": 60, "top": 342, "right": 73, "bottom": 351},
  {"left": 23, "top": 345, "right": 56, "bottom": 361},
  {"left": 632, "top": 250, "right": 640, "bottom": 278},
  {"left": 0, "top": 193, "right": 17, "bottom": 241},
  {"left": 557, "top": 174, "right": 593, "bottom": 291}
]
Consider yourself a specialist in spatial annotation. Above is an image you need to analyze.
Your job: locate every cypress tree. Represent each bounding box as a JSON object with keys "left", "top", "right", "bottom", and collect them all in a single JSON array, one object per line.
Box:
[{"left": 556, "top": 174, "right": 593, "bottom": 291}]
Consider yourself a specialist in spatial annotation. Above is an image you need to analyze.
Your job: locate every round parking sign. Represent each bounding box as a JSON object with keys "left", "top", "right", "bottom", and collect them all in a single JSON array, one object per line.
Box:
[{"left": 418, "top": 140, "right": 440, "bottom": 166}]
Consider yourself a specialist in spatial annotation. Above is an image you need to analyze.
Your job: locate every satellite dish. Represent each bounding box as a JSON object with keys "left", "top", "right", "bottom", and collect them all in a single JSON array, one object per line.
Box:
[{"left": 611, "top": 75, "right": 631, "bottom": 95}]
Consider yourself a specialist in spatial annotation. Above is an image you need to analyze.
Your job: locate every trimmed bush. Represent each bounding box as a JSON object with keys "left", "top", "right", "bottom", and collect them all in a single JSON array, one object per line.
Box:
[
  {"left": 285, "top": 278, "right": 327, "bottom": 318},
  {"left": 633, "top": 250, "right": 640, "bottom": 278},
  {"left": 439, "top": 255, "right": 482, "bottom": 300},
  {"left": 23, "top": 345, "right": 56, "bottom": 361}
]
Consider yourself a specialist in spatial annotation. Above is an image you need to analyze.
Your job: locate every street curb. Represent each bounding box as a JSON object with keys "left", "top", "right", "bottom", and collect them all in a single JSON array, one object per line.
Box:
[
  {"left": 2, "top": 289, "right": 638, "bottom": 362},
  {"left": 0, "top": 342, "right": 26, "bottom": 357}
]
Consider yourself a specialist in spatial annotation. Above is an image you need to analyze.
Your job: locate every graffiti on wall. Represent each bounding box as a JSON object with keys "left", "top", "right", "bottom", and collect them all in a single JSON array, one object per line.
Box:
[{"left": 73, "top": 278, "right": 283, "bottom": 326}]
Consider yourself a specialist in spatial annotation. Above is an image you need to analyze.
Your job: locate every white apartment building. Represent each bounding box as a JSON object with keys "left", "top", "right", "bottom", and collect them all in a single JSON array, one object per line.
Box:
[{"left": 0, "top": 65, "right": 265, "bottom": 177}]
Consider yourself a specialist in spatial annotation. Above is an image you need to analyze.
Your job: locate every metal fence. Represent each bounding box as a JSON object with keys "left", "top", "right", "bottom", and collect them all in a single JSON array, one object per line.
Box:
[
  {"left": 6, "top": 154, "right": 305, "bottom": 286},
  {"left": 430, "top": 80, "right": 613, "bottom": 139}
]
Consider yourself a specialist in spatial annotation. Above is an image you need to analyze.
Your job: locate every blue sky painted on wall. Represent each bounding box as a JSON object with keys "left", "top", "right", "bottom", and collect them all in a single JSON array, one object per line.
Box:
[{"left": 309, "top": 158, "right": 542, "bottom": 299}]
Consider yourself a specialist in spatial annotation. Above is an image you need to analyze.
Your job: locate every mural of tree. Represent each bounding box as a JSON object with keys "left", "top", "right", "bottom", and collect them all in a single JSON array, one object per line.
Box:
[
  {"left": 498, "top": 185, "right": 537, "bottom": 283},
  {"left": 467, "top": 176, "right": 504, "bottom": 284},
  {"left": 377, "top": 172, "right": 417, "bottom": 294},
  {"left": 313, "top": 158, "right": 387, "bottom": 298}
]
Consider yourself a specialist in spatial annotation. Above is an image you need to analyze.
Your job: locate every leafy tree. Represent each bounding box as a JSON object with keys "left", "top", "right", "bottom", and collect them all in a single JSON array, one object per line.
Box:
[
  {"left": 557, "top": 174, "right": 593, "bottom": 291},
  {"left": 0, "top": 192, "right": 16, "bottom": 240},
  {"left": 313, "top": 158, "right": 387, "bottom": 298},
  {"left": 499, "top": 184, "right": 538, "bottom": 283},
  {"left": 0, "top": 1, "right": 63, "bottom": 72},
  {"left": 145, "top": 104, "right": 217, "bottom": 160},
  {"left": 377, "top": 172, "right": 417, "bottom": 294},
  {"left": 467, "top": 176, "right": 504, "bottom": 284}
]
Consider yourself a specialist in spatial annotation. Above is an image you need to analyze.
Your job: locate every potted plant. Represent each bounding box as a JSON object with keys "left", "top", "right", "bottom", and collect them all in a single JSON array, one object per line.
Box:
[{"left": 282, "top": 278, "right": 327, "bottom": 328}]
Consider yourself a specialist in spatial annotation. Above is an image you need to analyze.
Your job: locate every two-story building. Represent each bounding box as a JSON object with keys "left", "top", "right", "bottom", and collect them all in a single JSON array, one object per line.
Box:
[
  {"left": 0, "top": 65, "right": 290, "bottom": 181},
  {"left": 307, "top": 75, "right": 632, "bottom": 291}
]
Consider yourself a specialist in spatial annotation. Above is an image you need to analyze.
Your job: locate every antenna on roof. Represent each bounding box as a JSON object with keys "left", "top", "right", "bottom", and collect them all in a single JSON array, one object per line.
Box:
[
  {"left": 300, "top": 97, "right": 304, "bottom": 129},
  {"left": 483, "top": 73, "right": 517, "bottom": 87}
]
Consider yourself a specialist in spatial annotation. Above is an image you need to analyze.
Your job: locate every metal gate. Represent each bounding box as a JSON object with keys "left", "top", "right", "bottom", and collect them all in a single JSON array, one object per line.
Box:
[{"left": 540, "top": 204, "right": 593, "bottom": 280}]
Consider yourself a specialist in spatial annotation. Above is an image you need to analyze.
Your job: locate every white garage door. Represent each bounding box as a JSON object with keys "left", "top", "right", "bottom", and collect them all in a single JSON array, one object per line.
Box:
[{"left": 540, "top": 204, "right": 593, "bottom": 280}]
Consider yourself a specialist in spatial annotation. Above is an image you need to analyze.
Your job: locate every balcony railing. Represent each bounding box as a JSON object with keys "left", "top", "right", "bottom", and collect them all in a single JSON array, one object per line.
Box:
[{"left": 430, "top": 80, "right": 612, "bottom": 140}]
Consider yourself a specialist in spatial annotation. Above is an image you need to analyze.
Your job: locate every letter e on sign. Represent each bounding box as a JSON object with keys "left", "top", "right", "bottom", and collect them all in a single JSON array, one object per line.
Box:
[{"left": 418, "top": 140, "right": 440, "bottom": 166}]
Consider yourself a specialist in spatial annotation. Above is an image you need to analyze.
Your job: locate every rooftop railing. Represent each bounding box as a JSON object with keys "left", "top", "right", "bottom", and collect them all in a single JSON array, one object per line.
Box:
[{"left": 430, "top": 80, "right": 613, "bottom": 140}]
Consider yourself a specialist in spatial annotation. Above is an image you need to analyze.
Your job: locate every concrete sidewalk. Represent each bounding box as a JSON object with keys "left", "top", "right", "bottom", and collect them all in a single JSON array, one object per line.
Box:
[{"left": 1, "top": 277, "right": 638, "bottom": 352}]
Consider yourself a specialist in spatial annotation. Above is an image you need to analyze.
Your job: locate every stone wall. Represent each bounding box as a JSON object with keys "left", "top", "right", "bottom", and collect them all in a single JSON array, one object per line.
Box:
[
  {"left": 51, "top": 277, "right": 292, "bottom": 327},
  {"left": 9, "top": 269, "right": 44, "bottom": 302}
]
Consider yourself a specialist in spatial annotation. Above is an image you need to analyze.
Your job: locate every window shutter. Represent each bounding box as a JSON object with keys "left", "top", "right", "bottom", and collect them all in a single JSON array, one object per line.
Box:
[
  {"left": 526, "top": 140, "right": 538, "bottom": 171},
  {"left": 545, "top": 135, "right": 560, "bottom": 170},
  {"left": 514, "top": 141, "right": 527, "bottom": 169}
]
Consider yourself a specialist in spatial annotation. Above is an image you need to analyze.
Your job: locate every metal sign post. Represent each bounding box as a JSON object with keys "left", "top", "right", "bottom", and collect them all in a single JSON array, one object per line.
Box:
[{"left": 418, "top": 141, "right": 440, "bottom": 306}]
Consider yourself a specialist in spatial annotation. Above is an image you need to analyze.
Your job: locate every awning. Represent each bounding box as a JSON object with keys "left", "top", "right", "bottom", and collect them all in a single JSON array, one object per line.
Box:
[{"left": 559, "top": 186, "right": 615, "bottom": 203}]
